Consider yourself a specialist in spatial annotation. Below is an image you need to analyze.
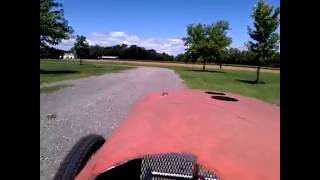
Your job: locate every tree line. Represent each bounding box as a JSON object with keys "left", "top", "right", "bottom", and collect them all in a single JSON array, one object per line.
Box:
[
  {"left": 175, "top": 48, "right": 280, "bottom": 67},
  {"left": 40, "top": 44, "right": 279, "bottom": 67},
  {"left": 40, "top": 43, "right": 174, "bottom": 61},
  {"left": 72, "top": 35, "right": 174, "bottom": 61},
  {"left": 40, "top": 46, "right": 65, "bottom": 59},
  {"left": 87, "top": 44, "right": 174, "bottom": 61}
]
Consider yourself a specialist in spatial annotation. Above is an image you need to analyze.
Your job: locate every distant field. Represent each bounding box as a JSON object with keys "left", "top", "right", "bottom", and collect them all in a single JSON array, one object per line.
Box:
[
  {"left": 173, "top": 67, "right": 280, "bottom": 105},
  {"left": 82, "top": 59, "right": 280, "bottom": 73},
  {"left": 40, "top": 59, "right": 134, "bottom": 85}
]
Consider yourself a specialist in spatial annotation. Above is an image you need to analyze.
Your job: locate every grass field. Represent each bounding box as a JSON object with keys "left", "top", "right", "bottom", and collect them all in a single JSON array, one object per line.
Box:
[
  {"left": 90, "top": 59, "right": 279, "bottom": 104},
  {"left": 40, "top": 59, "right": 279, "bottom": 104},
  {"left": 40, "top": 59, "right": 134, "bottom": 84},
  {"left": 172, "top": 67, "right": 280, "bottom": 105},
  {"left": 85, "top": 59, "right": 280, "bottom": 73},
  {"left": 40, "top": 84, "right": 73, "bottom": 94}
]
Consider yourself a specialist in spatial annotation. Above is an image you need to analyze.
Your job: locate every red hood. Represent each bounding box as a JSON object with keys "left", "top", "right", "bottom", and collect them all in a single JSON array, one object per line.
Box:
[{"left": 76, "top": 89, "right": 280, "bottom": 180}]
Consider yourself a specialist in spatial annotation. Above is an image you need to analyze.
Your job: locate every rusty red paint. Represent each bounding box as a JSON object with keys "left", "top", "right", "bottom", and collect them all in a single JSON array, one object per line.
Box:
[{"left": 76, "top": 89, "right": 280, "bottom": 180}]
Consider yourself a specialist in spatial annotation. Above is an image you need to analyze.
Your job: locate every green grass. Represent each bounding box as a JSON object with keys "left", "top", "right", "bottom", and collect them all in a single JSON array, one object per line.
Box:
[
  {"left": 40, "top": 59, "right": 279, "bottom": 104},
  {"left": 40, "top": 59, "right": 134, "bottom": 84},
  {"left": 40, "top": 84, "right": 73, "bottom": 94},
  {"left": 172, "top": 67, "right": 280, "bottom": 105}
]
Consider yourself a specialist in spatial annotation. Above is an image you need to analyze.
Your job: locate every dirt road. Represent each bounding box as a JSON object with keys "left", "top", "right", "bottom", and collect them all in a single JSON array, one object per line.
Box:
[{"left": 40, "top": 67, "right": 185, "bottom": 180}]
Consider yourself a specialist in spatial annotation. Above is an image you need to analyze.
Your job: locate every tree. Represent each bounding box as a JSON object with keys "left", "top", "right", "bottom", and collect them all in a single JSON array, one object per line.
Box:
[
  {"left": 74, "top": 35, "right": 89, "bottom": 65},
  {"left": 40, "top": 47, "right": 64, "bottom": 59},
  {"left": 88, "top": 45, "right": 101, "bottom": 59},
  {"left": 183, "top": 21, "right": 231, "bottom": 71},
  {"left": 183, "top": 24, "right": 206, "bottom": 70},
  {"left": 207, "top": 21, "right": 232, "bottom": 69},
  {"left": 247, "top": 0, "right": 280, "bottom": 83},
  {"left": 270, "top": 52, "right": 280, "bottom": 67},
  {"left": 175, "top": 53, "right": 189, "bottom": 63},
  {"left": 40, "top": 0, "right": 73, "bottom": 48},
  {"left": 79, "top": 43, "right": 174, "bottom": 61}
]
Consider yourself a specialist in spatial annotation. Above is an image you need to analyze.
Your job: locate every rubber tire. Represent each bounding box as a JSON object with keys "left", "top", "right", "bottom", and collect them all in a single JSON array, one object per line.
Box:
[{"left": 53, "top": 134, "right": 106, "bottom": 180}]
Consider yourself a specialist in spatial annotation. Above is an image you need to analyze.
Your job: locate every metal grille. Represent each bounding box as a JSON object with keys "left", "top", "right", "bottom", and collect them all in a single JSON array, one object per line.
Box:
[{"left": 140, "top": 153, "right": 218, "bottom": 180}]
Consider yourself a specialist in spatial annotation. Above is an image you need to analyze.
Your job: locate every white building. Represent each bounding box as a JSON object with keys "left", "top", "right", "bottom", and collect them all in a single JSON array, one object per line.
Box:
[
  {"left": 63, "top": 52, "right": 75, "bottom": 59},
  {"left": 100, "top": 56, "right": 118, "bottom": 60}
]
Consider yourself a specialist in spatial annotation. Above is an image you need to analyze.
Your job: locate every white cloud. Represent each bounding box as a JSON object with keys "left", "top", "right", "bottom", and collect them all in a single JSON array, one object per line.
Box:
[
  {"left": 56, "top": 31, "right": 186, "bottom": 56},
  {"left": 54, "top": 39, "right": 75, "bottom": 50},
  {"left": 91, "top": 32, "right": 105, "bottom": 38},
  {"left": 127, "top": 35, "right": 140, "bottom": 42},
  {"left": 86, "top": 39, "right": 95, "bottom": 46},
  {"left": 168, "top": 38, "right": 183, "bottom": 45},
  {"left": 109, "top": 31, "right": 127, "bottom": 38}
]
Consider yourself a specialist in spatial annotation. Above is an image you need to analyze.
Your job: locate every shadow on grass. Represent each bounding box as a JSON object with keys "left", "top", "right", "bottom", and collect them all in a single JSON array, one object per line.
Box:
[
  {"left": 236, "top": 79, "right": 266, "bottom": 84},
  {"left": 205, "top": 91, "right": 226, "bottom": 95},
  {"left": 211, "top": 96, "right": 239, "bottom": 102},
  {"left": 187, "top": 69, "right": 225, "bottom": 73},
  {"left": 40, "top": 69, "right": 78, "bottom": 74}
]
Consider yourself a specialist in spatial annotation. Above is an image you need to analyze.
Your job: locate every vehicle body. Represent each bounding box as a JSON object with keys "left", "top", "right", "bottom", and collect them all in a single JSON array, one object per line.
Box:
[{"left": 55, "top": 89, "right": 280, "bottom": 180}]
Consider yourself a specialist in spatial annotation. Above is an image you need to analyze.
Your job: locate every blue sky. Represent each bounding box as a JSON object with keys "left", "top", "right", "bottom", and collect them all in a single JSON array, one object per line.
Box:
[{"left": 56, "top": 0, "right": 280, "bottom": 55}]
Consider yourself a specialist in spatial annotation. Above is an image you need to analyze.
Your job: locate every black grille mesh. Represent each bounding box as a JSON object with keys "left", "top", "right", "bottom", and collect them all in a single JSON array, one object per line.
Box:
[{"left": 140, "top": 153, "right": 218, "bottom": 180}]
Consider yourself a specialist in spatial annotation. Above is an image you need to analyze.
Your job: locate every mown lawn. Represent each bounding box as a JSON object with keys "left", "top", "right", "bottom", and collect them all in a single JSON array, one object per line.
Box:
[
  {"left": 40, "top": 60, "right": 279, "bottom": 104},
  {"left": 40, "top": 59, "right": 134, "bottom": 84},
  {"left": 173, "top": 67, "right": 280, "bottom": 105},
  {"left": 40, "top": 84, "right": 73, "bottom": 94}
]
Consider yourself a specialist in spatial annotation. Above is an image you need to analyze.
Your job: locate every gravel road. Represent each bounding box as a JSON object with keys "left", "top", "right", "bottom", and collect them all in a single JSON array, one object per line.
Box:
[{"left": 40, "top": 67, "right": 185, "bottom": 180}]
